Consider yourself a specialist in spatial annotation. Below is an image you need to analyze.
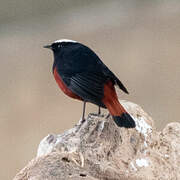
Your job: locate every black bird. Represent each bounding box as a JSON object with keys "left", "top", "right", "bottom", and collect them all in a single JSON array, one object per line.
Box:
[{"left": 44, "top": 39, "right": 135, "bottom": 128}]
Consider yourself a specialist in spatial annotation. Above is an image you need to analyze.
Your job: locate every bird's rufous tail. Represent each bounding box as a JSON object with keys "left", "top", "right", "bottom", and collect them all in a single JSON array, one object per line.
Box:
[{"left": 102, "top": 81, "right": 135, "bottom": 128}]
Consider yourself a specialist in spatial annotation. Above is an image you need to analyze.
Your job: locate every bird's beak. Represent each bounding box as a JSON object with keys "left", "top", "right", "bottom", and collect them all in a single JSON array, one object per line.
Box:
[{"left": 43, "top": 44, "right": 52, "bottom": 49}]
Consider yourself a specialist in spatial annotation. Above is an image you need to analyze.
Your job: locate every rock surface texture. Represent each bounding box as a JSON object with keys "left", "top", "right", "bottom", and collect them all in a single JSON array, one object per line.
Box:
[{"left": 14, "top": 100, "right": 180, "bottom": 180}]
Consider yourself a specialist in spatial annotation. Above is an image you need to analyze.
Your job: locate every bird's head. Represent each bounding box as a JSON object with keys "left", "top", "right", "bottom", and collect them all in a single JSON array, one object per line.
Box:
[
  {"left": 44, "top": 39, "right": 78, "bottom": 70},
  {"left": 43, "top": 39, "right": 77, "bottom": 53}
]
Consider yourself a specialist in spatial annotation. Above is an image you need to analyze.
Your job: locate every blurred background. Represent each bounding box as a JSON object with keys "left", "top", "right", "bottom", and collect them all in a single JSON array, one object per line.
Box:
[{"left": 0, "top": 0, "right": 180, "bottom": 179}]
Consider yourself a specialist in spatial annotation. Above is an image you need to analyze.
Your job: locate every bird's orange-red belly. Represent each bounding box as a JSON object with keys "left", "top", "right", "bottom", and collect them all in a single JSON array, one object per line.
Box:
[{"left": 53, "top": 68, "right": 82, "bottom": 100}]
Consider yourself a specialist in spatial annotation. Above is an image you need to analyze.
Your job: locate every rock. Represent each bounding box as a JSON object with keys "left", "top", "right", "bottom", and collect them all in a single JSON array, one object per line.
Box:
[{"left": 14, "top": 100, "right": 180, "bottom": 180}]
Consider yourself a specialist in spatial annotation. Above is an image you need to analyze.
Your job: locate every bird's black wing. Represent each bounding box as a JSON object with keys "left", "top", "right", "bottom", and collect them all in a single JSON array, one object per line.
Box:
[
  {"left": 67, "top": 71, "right": 107, "bottom": 107},
  {"left": 101, "top": 64, "right": 129, "bottom": 94},
  {"left": 114, "top": 77, "right": 129, "bottom": 94}
]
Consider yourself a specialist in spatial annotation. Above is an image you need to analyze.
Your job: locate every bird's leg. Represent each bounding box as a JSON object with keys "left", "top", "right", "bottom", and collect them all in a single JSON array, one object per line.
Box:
[
  {"left": 89, "top": 106, "right": 102, "bottom": 117},
  {"left": 82, "top": 101, "right": 86, "bottom": 122},
  {"left": 98, "top": 106, "right": 101, "bottom": 115}
]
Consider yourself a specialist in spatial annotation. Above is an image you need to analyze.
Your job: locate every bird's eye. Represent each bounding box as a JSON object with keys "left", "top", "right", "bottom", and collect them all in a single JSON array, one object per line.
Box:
[{"left": 58, "top": 44, "right": 61, "bottom": 48}]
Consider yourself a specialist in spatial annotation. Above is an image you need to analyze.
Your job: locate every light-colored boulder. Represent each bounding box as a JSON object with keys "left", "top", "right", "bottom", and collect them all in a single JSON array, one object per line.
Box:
[{"left": 14, "top": 100, "right": 180, "bottom": 180}]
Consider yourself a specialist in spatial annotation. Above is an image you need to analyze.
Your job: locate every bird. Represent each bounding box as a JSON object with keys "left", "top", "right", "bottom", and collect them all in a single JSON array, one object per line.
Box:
[{"left": 44, "top": 39, "right": 135, "bottom": 128}]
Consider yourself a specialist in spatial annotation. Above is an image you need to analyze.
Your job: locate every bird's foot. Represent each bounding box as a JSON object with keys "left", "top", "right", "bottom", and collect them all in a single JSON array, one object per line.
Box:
[
  {"left": 89, "top": 113, "right": 104, "bottom": 117},
  {"left": 80, "top": 117, "right": 86, "bottom": 124}
]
